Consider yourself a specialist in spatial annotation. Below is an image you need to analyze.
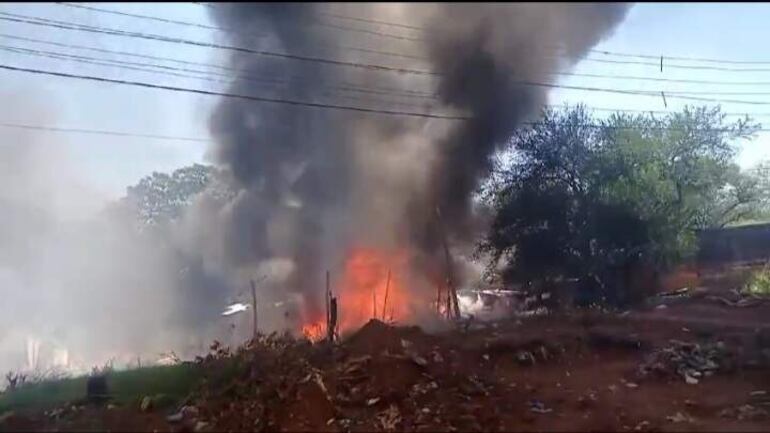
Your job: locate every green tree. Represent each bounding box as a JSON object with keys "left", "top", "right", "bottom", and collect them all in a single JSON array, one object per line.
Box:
[
  {"left": 479, "top": 105, "right": 759, "bottom": 306},
  {"left": 122, "top": 164, "right": 235, "bottom": 227}
]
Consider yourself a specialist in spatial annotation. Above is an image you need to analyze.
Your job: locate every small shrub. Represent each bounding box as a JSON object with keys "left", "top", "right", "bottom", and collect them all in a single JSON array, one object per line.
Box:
[
  {"left": 4, "top": 371, "right": 27, "bottom": 392},
  {"left": 743, "top": 268, "right": 770, "bottom": 297}
]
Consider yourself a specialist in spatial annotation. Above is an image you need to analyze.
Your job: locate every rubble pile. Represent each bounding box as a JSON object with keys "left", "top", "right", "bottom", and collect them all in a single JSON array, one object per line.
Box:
[
  {"left": 187, "top": 320, "right": 505, "bottom": 432},
  {"left": 636, "top": 340, "right": 733, "bottom": 384}
]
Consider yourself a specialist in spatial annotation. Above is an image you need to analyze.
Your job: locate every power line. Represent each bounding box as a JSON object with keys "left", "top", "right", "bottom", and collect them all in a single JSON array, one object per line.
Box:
[
  {"left": 17, "top": 41, "right": 770, "bottom": 103},
  {"left": 0, "top": 44, "right": 235, "bottom": 85},
  {"left": 1, "top": 45, "right": 439, "bottom": 111},
  {"left": 6, "top": 57, "right": 770, "bottom": 117},
  {"left": 0, "top": 121, "right": 210, "bottom": 142},
  {"left": 5, "top": 40, "right": 770, "bottom": 109},
  {"left": 591, "top": 49, "right": 770, "bottom": 66},
  {"left": 0, "top": 12, "right": 439, "bottom": 75},
  {"left": 0, "top": 63, "right": 469, "bottom": 119},
  {"left": 6, "top": 13, "right": 770, "bottom": 107},
  {"left": 0, "top": 44, "right": 440, "bottom": 110},
  {"left": 54, "top": 4, "right": 770, "bottom": 71},
  {"left": 10, "top": 40, "right": 770, "bottom": 114},
  {"left": 0, "top": 32, "right": 235, "bottom": 71},
  {"left": 12, "top": 32, "right": 770, "bottom": 91},
  {"left": 3, "top": 118, "right": 767, "bottom": 143},
  {"left": 194, "top": 2, "right": 770, "bottom": 67},
  {"left": 578, "top": 57, "right": 770, "bottom": 72},
  {"left": 192, "top": 2, "right": 423, "bottom": 42},
  {"left": 545, "top": 105, "right": 770, "bottom": 118},
  {"left": 318, "top": 10, "right": 423, "bottom": 32},
  {"left": 57, "top": 2, "right": 242, "bottom": 34},
  {"left": 529, "top": 82, "right": 770, "bottom": 106},
  {"left": 200, "top": 2, "right": 426, "bottom": 32},
  {"left": 0, "top": 33, "right": 438, "bottom": 99},
  {"left": 76, "top": 2, "right": 424, "bottom": 43},
  {"left": 48, "top": 6, "right": 770, "bottom": 74},
  {"left": 550, "top": 72, "right": 770, "bottom": 87},
  {"left": 55, "top": 3, "right": 426, "bottom": 61},
  {"left": 12, "top": 8, "right": 770, "bottom": 88}
]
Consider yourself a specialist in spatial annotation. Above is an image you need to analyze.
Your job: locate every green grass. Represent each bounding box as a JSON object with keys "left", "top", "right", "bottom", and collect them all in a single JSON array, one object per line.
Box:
[
  {"left": 0, "top": 364, "right": 202, "bottom": 413},
  {"left": 744, "top": 268, "right": 770, "bottom": 297}
]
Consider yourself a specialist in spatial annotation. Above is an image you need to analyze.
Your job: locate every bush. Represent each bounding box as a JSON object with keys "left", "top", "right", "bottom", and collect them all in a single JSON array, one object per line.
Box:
[{"left": 744, "top": 268, "right": 770, "bottom": 296}]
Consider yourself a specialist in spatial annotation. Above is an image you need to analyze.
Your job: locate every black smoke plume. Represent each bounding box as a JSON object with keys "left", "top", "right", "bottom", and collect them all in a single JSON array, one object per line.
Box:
[{"left": 205, "top": 3, "right": 630, "bottom": 321}]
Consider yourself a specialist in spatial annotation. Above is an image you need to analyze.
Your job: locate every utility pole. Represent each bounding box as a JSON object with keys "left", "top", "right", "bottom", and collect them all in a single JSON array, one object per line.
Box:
[{"left": 250, "top": 279, "right": 258, "bottom": 340}]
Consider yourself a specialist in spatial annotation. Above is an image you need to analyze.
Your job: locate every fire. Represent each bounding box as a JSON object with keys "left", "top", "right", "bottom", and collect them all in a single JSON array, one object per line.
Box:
[
  {"left": 301, "top": 320, "right": 325, "bottom": 341},
  {"left": 300, "top": 247, "right": 414, "bottom": 340}
]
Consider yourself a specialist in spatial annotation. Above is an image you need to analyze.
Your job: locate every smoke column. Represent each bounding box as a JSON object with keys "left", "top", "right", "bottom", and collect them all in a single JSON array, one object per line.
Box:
[{"left": 205, "top": 3, "right": 630, "bottom": 322}]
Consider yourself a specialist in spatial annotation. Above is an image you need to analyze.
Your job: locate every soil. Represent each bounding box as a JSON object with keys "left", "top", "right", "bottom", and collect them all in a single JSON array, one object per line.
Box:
[{"left": 2, "top": 268, "right": 769, "bottom": 432}]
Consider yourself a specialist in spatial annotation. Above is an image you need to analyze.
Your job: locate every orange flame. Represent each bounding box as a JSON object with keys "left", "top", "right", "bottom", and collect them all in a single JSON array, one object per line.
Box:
[
  {"left": 301, "top": 320, "right": 325, "bottom": 341},
  {"left": 300, "top": 247, "right": 414, "bottom": 340}
]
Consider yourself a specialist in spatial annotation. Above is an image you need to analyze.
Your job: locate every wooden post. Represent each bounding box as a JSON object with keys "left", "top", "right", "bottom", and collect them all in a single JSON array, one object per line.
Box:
[
  {"left": 250, "top": 279, "right": 258, "bottom": 340},
  {"left": 382, "top": 269, "right": 391, "bottom": 321},
  {"left": 325, "top": 270, "right": 330, "bottom": 332},
  {"left": 436, "top": 206, "right": 460, "bottom": 320}
]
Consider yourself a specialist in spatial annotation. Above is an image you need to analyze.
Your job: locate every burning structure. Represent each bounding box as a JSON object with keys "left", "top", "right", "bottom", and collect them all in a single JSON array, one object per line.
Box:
[{"left": 198, "top": 3, "right": 629, "bottom": 338}]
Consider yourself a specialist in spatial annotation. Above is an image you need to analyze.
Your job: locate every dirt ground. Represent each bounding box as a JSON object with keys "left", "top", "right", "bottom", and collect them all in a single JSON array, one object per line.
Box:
[{"left": 2, "top": 269, "right": 769, "bottom": 432}]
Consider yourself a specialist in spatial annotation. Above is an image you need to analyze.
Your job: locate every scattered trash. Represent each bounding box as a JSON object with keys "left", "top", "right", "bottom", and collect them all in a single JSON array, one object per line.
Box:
[
  {"left": 139, "top": 396, "right": 153, "bottom": 412},
  {"left": 516, "top": 350, "right": 536, "bottom": 365},
  {"left": 625, "top": 382, "right": 639, "bottom": 389},
  {"left": 410, "top": 354, "right": 429, "bottom": 367},
  {"left": 529, "top": 400, "right": 553, "bottom": 414},
  {"left": 166, "top": 412, "right": 184, "bottom": 423},
  {"left": 659, "top": 287, "right": 690, "bottom": 298},
  {"left": 666, "top": 412, "right": 694, "bottom": 423},
  {"left": 719, "top": 404, "right": 768, "bottom": 421},
  {"left": 182, "top": 406, "right": 199, "bottom": 417},
  {"left": 221, "top": 302, "right": 250, "bottom": 316},
  {"left": 638, "top": 340, "right": 729, "bottom": 384},
  {"left": 377, "top": 404, "right": 402, "bottom": 431},
  {"left": 366, "top": 397, "right": 381, "bottom": 406}
]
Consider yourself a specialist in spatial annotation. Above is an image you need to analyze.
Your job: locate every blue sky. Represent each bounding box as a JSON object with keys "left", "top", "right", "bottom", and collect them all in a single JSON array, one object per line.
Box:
[{"left": 1, "top": 3, "right": 769, "bottom": 205}]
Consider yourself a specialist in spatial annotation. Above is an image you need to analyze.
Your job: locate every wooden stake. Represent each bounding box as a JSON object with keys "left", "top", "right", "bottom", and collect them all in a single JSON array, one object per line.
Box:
[
  {"left": 325, "top": 270, "right": 330, "bottom": 338},
  {"left": 382, "top": 269, "right": 391, "bottom": 321},
  {"left": 250, "top": 279, "right": 258, "bottom": 340},
  {"left": 373, "top": 287, "right": 377, "bottom": 319},
  {"left": 436, "top": 206, "right": 460, "bottom": 320}
]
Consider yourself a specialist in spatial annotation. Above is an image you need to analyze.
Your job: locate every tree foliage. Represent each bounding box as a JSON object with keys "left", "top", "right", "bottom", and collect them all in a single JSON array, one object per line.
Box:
[
  {"left": 122, "top": 163, "right": 235, "bottom": 227},
  {"left": 479, "top": 105, "right": 761, "bottom": 305}
]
